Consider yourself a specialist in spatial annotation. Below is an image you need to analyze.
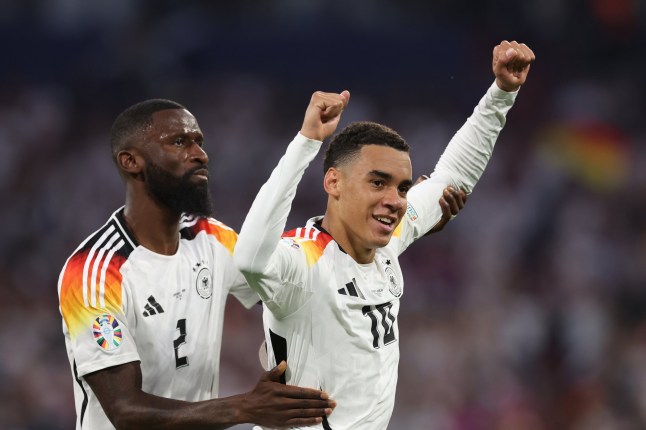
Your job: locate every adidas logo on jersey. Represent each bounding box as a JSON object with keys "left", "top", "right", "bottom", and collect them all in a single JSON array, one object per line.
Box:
[
  {"left": 337, "top": 278, "right": 365, "bottom": 299},
  {"left": 142, "top": 295, "right": 165, "bottom": 317}
]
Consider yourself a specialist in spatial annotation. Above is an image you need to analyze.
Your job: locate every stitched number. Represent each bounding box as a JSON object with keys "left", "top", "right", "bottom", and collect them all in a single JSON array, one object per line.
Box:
[
  {"left": 174, "top": 319, "right": 189, "bottom": 368},
  {"left": 362, "top": 302, "right": 397, "bottom": 348}
]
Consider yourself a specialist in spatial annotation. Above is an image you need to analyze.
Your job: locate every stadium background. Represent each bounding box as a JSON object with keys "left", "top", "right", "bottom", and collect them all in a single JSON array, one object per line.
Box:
[{"left": 1, "top": 1, "right": 645, "bottom": 429}]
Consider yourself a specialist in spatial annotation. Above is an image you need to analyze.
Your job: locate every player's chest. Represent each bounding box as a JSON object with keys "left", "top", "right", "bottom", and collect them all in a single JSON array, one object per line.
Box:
[
  {"left": 124, "top": 250, "right": 226, "bottom": 330},
  {"left": 313, "top": 252, "right": 403, "bottom": 350},
  {"left": 324, "top": 252, "right": 403, "bottom": 305}
]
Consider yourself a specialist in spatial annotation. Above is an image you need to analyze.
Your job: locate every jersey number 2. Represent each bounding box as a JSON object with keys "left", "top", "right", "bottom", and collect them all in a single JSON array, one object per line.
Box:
[
  {"left": 174, "top": 319, "right": 189, "bottom": 368},
  {"left": 362, "top": 302, "right": 397, "bottom": 348}
]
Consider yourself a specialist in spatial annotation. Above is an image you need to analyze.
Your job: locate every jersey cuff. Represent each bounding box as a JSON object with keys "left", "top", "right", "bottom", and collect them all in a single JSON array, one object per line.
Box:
[
  {"left": 490, "top": 80, "right": 519, "bottom": 101},
  {"left": 296, "top": 132, "right": 323, "bottom": 146}
]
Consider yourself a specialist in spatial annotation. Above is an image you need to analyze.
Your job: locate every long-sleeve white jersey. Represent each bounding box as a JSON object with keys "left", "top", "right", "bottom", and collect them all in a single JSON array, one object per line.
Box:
[{"left": 235, "top": 82, "right": 518, "bottom": 429}]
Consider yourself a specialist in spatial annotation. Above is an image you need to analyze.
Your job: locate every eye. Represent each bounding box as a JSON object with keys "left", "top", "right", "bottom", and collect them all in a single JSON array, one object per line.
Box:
[
  {"left": 372, "top": 179, "right": 385, "bottom": 188},
  {"left": 174, "top": 137, "right": 185, "bottom": 147},
  {"left": 399, "top": 184, "right": 411, "bottom": 193}
]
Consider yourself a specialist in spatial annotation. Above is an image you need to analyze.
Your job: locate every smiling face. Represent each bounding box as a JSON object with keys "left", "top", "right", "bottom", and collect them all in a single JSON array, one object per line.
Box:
[{"left": 324, "top": 144, "right": 412, "bottom": 263}]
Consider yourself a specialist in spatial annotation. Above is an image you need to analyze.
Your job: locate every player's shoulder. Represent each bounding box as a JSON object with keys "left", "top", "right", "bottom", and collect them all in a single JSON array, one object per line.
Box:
[
  {"left": 59, "top": 209, "right": 136, "bottom": 299},
  {"left": 280, "top": 222, "right": 336, "bottom": 267},
  {"left": 63, "top": 210, "right": 136, "bottom": 268},
  {"left": 180, "top": 214, "right": 238, "bottom": 254},
  {"left": 282, "top": 224, "right": 333, "bottom": 246}
]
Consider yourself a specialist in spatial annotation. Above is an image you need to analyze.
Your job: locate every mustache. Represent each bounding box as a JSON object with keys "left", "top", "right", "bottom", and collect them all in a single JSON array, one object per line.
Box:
[{"left": 183, "top": 165, "right": 209, "bottom": 180}]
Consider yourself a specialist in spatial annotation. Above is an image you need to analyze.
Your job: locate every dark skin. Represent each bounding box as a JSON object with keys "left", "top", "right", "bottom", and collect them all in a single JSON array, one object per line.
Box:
[
  {"left": 85, "top": 361, "right": 332, "bottom": 429},
  {"left": 86, "top": 108, "right": 335, "bottom": 429},
  {"left": 117, "top": 108, "right": 207, "bottom": 255}
]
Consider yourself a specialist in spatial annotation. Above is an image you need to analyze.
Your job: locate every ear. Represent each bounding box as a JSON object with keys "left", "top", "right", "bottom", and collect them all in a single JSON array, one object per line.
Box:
[
  {"left": 323, "top": 167, "right": 341, "bottom": 198},
  {"left": 117, "top": 149, "right": 144, "bottom": 177}
]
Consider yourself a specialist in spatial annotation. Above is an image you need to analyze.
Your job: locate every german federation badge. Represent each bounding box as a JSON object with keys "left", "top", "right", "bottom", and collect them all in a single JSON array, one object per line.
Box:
[
  {"left": 385, "top": 266, "right": 402, "bottom": 298},
  {"left": 193, "top": 260, "right": 213, "bottom": 299}
]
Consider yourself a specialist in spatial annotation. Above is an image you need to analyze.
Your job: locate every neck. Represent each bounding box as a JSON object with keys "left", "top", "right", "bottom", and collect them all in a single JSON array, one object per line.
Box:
[
  {"left": 123, "top": 187, "right": 181, "bottom": 255},
  {"left": 321, "top": 211, "right": 376, "bottom": 264}
]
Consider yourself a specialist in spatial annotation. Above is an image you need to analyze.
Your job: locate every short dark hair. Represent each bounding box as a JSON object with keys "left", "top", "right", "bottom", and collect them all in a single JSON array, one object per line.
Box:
[
  {"left": 110, "top": 99, "right": 186, "bottom": 161},
  {"left": 323, "top": 121, "right": 409, "bottom": 173}
]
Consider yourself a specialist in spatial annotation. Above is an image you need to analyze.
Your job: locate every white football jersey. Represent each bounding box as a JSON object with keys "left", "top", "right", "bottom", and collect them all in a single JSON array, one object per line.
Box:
[
  {"left": 258, "top": 205, "right": 439, "bottom": 429},
  {"left": 58, "top": 208, "right": 258, "bottom": 430},
  {"left": 236, "top": 82, "right": 518, "bottom": 429}
]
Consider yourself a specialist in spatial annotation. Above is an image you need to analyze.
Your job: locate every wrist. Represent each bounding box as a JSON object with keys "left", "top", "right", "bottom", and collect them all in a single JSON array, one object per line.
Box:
[
  {"left": 296, "top": 131, "right": 323, "bottom": 144},
  {"left": 299, "top": 128, "right": 323, "bottom": 141},
  {"left": 225, "top": 393, "right": 249, "bottom": 425},
  {"left": 495, "top": 77, "right": 520, "bottom": 93}
]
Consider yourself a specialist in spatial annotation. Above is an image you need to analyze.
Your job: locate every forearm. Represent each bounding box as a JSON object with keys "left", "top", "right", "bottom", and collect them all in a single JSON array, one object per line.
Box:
[
  {"left": 107, "top": 392, "right": 248, "bottom": 430},
  {"left": 87, "top": 361, "right": 333, "bottom": 430},
  {"left": 235, "top": 133, "right": 322, "bottom": 275},
  {"left": 87, "top": 363, "right": 248, "bottom": 430},
  {"left": 431, "top": 81, "right": 518, "bottom": 193}
]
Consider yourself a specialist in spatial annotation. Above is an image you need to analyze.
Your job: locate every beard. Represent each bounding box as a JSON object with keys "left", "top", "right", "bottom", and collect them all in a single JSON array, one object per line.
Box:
[{"left": 144, "top": 160, "right": 213, "bottom": 218}]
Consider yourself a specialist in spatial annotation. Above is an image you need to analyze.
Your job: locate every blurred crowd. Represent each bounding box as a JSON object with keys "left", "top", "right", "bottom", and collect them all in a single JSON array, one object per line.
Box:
[{"left": 1, "top": 1, "right": 645, "bottom": 429}]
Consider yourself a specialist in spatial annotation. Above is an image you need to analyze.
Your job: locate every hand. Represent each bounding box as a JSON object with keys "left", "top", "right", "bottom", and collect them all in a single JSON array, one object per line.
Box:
[
  {"left": 242, "top": 361, "right": 335, "bottom": 428},
  {"left": 492, "top": 40, "right": 535, "bottom": 92},
  {"left": 300, "top": 90, "right": 350, "bottom": 141},
  {"left": 413, "top": 178, "right": 466, "bottom": 235}
]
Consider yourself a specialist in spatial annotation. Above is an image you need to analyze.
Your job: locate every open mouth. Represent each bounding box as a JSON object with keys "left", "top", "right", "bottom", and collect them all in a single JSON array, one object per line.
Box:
[{"left": 374, "top": 215, "right": 396, "bottom": 227}]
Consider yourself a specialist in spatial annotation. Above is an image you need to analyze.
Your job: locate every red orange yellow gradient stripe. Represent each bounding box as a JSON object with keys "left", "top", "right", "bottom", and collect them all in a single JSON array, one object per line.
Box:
[
  {"left": 283, "top": 227, "right": 333, "bottom": 267},
  {"left": 59, "top": 250, "right": 126, "bottom": 341},
  {"left": 190, "top": 219, "right": 238, "bottom": 255}
]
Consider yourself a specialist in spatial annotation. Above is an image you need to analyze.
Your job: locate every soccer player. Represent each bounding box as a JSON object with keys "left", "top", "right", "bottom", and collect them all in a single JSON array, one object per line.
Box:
[
  {"left": 234, "top": 40, "right": 534, "bottom": 429},
  {"left": 57, "top": 99, "right": 336, "bottom": 429}
]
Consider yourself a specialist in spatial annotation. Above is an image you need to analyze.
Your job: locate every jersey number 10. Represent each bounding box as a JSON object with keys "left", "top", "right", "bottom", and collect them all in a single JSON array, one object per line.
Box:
[{"left": 362, "top": 302, "right": 397, "bottom": 349}]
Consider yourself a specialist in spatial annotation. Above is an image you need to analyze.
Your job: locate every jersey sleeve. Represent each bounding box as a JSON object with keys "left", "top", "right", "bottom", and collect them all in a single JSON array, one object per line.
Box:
[
  {"left": 197, "top": 217, "right": 261, "bottom": 310},
  {"left": 58, "top": 247, "right": 140, "bottom": 378},
  {"left": 394, "top": 81, "right": 518, "bottom": 253},
  {"left": 234, "top": 133, "right": 322, "bottom": 318},
  {"left": 227, "top": 269, "right": 261, "bottom": 309}
]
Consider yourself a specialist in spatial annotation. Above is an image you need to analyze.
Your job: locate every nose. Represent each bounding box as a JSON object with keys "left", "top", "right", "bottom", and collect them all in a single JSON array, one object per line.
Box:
[
  {"left": 189, "top": 142, "right": 209, "bottom": 164},
  {"left": 382, "top": 187, "right": 405, "bottom": 212}
]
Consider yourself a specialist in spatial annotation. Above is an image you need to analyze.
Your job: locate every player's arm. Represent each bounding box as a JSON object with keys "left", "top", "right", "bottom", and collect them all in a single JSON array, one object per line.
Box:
[
  {"left": 84, "top": 360, "right": 334, "bottom": 429},
  {"left": 234, "top": 90, "right": 349, "bottom": 306},
  {"left": 417, "top": 179, "right": 467, "bottom": 235},
  {"left": 430, "top": 40, "right": 534, "bottom": 194},
  {"left": 402, "top": 41, "right": 534, "bottom": 244}
]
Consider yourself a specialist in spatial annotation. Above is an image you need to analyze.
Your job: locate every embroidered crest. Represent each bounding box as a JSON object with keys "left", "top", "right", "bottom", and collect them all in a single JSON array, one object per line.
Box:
[
  {"left": 385, "top": 266, "right": 402, "bottom": 298},
  {"left": 93, "top": 314, "right": 123, "bottom": 351},
  {"left": 193, "top": 260, "right": 212, "bottom": 299}
]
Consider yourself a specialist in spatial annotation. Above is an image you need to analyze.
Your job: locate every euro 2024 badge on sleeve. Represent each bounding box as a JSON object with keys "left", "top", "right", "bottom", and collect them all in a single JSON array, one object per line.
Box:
[{"left": 93, "top": 314, "right": 123, "bottom": 351}]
